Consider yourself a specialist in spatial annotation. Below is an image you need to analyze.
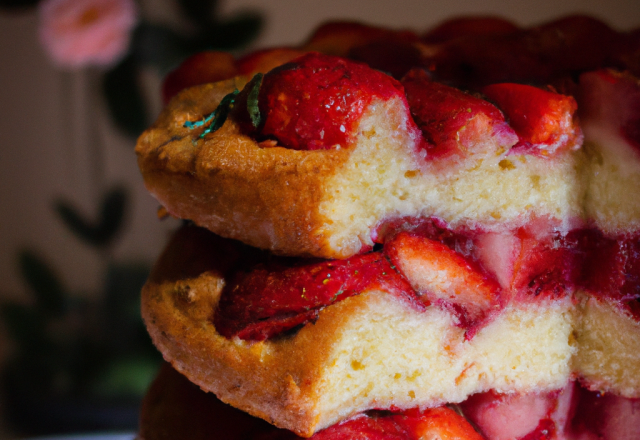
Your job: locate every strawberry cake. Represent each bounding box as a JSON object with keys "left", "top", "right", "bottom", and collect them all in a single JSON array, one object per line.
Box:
[{"left": 136, "top": 15, "right": 640, "bottom": 440}]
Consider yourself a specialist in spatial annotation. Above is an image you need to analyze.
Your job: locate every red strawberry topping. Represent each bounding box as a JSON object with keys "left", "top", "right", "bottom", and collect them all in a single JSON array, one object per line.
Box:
[
  {"left": 385, "top": 232, "right": 503, "bottom": 338},
  {"left": 257, "top": 52, "right": 406, "bottom": 150},
  {"left": 568, "top": 385, "right": 640, "bottom": 440},
  {"left": 460, "top": 390, "right": 558, "bottom": 440},
  {"left": 214, "top": 251, "right": 420, "bottom": 341},
  {"left": 310, "top": 407, "right": 483, "bottom": 440},
  {"left": 482, "top": 83, "right": 582, "bottom": 156},
  {"left": 574, "top": 229, "right": 640, "bottom": 301},
  {"left": 401, "top": 68, "right": 518, "bottom": 163}
]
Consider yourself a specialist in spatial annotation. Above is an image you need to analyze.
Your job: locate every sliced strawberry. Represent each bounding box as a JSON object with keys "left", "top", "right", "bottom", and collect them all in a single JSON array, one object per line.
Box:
[
  {"left": 373, "top": 216, "right": 475, "bottom": 257},
  {"left": 574, "top": 229, "right": 640, "bottom": 301},
  {"left": 509, "top": 227, "right": 579, "bottom": 300},
  {"left": 236, "top": 47, "right": 307, "bottom": 76},
  {"left": 402, "top": 68, "right": 518, "bottom": 164},
  {"left": 578, "top": 69, "right": 640, "bottom": 154},
  {"left": 460, "top": 388, "right": 573, "bottom": 440},
  {"left": 569, "top": 385, "right": 640, "bottom": 440},
  {"left": 473, "top": 232, "right": 521, "bottom": 291},
  {"left": 162, "top": 51, "right": 238, "bottom": 104},
  {"left": 214, "top": 251, "right": 420, "bottom": 341},
  {"left": 255, "top": 52, "right": 406, "bottom": 150},
  {"left": 481, "top": 83, "right": 582, "bottom": 156},
  {"left": 422, "top": 16, "right": 519, "bottom": 44},
  {"left": 309, "top": 414, "right": 413, "bottom": 440},
  {"left": 408, "top": 407, "right": 484, "bottom": 440},
  {"left": 303, "top": 21, "right": 418, "bottom": 57},
  {"left": 385, "top": 232, "right": 503, "bottom": 338},
  {"left": 310, "top": 407, "right": 483, "bottom": 440}
]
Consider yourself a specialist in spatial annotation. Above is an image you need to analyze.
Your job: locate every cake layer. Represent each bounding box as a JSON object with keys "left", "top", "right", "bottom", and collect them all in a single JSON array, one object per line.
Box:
[
  {"left": 141, "top": 226, "right": 575, "bottom": 437},
  {"left": 140, "top": 363, "right": 640, "bottom": 440},
  {"left": 137, "top": 74, "right": 584, "bottom": 259},
  {"left": 574, "top": 295, "right": 640, "bottom": 398}
]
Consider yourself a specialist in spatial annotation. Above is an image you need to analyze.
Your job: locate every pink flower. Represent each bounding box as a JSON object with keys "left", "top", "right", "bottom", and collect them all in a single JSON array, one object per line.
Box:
[{"left": 38, "top": 0, "right": 138, "bottom": 69}]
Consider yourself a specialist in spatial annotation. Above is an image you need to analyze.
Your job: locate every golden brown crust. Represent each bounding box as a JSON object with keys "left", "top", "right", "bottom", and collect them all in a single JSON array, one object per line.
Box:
[
  {"left": 141, "top": 226, "right": 365, "bottom": 436},
  {"left": 136, "top": 80, "right": 352, "bottom": 259},
  {"left": 142, "top": 226, "right": 576, "bottom": 437}
]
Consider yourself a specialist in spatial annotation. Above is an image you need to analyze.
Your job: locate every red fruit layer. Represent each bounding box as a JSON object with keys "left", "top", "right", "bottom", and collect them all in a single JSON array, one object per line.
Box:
[
  {"left": 215, "top": 216, "right": 592, "bottom": 342},
  {"left": 460, "top": 389, "right": 562, "bottom": 440},
  {"left": 214, "top": 251, "right": 421, "bottom": 341},
  {"left": 482, "top": 83, "right": 582, "bottom": 156},
  {"left": 571, "top": 229, "right": 640, "bottom": 302},
  {"left": 568, "top": 384, "right": 640, "bottom": 440},
  {"left": 374, "top": 216, "right": 580, "bottom": 300},
  {"left": 578, "top": 69, "right": 640, "bottom": 154},
  {"left": 385, "top": 232, "right": 503, "bottom": 339},
  {"left": 257, "top": 52, "right": 406, "bottom": 150},
  {"left": 272, "top": 407, "right": 483, "bottom": 440},
  {"left": 401, "top": 68, "right": 517, "bottom": 161}
]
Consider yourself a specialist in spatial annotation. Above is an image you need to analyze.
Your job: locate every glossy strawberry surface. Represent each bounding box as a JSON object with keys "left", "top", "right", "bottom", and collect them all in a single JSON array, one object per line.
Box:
[
  {"left": 385, "top": 231, "right": 503, "bottom": 338},
  {"left": 460, "top": 389, "right": 561, "bottom": 440},
  {"left": 573, "top": 229, "right": 640, "bottom": 302},
  {"left": 214, "top": 251, "right": 420, "bottom": 340},
  {"left": 402, "top": 69, "right": 518, "bottom": 161},
  {"left": 482, "top": 83, "right": 582, "bottom": 156},
  {"left": 568, "top": 385, "right": 640, "bottom": 440},
  {"left": 257, "top": 52, "right": 406, "bottom": 150}
]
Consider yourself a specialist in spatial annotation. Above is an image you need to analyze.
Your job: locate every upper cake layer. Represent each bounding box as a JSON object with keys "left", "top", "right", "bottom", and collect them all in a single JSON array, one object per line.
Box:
[{"left": 136, "top": 53, "right": 587, "bottom": 259}]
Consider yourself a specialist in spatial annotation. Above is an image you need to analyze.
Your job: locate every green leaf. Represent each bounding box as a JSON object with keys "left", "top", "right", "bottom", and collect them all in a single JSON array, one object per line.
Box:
[
  {"left": 184, "top": 89, "right": 239, "bottom": 138},
  {"left": 18, "top": 250, "right": 65, "bottom": 315},
  {"left": 103, "top": 55, "right": 148, "bottom": 138},
  {"left": 54, "top": 186, "right": 127, "bottom": 248},
  {"left": 247, "top": 73, "right": 263, "bottom": 128}
]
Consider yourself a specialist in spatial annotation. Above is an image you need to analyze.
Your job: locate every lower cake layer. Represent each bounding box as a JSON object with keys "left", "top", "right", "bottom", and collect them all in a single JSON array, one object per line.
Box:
[
  {"left": 141, "top": 226, "right": 575, "bottom": 436},
  {"left": 139, "top": 363, "right": 640, "bottom": 440}
]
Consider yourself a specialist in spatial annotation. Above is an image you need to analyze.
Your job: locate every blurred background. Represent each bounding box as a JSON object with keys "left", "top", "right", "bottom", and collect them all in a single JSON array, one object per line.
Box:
[{"left": 0, "top": 0, "right": 638, "bottom": 438}]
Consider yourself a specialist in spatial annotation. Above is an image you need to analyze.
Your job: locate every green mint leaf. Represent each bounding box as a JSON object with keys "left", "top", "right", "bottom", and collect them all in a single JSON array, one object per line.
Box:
[{"left": 183, "top": 89, "right": 239, "bottom": 138}]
